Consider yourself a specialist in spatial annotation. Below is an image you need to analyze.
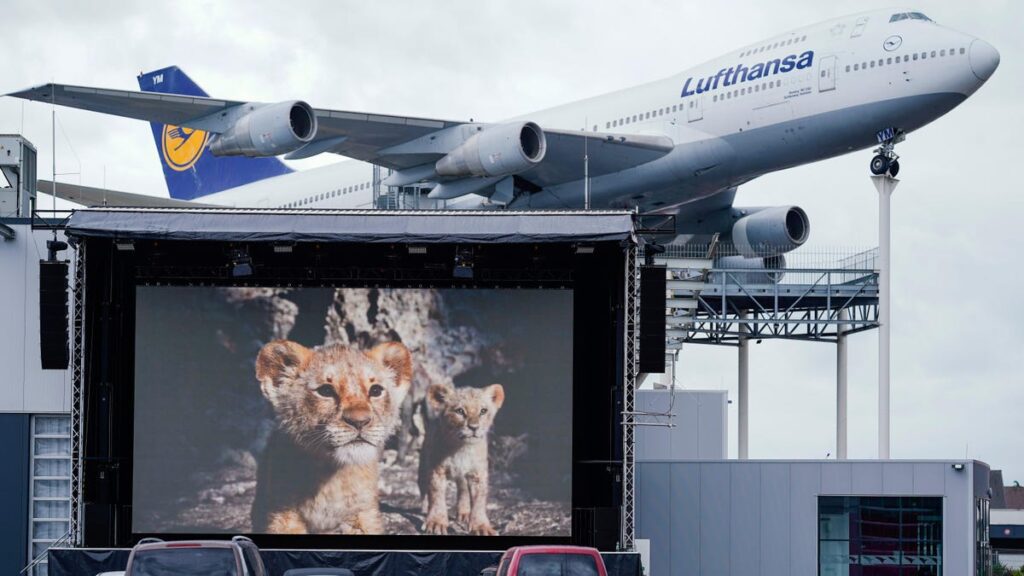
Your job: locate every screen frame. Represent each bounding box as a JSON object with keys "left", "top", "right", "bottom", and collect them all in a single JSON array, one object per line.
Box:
[{"left": 78, "top": 238, "right": 629, "bottom": 550}]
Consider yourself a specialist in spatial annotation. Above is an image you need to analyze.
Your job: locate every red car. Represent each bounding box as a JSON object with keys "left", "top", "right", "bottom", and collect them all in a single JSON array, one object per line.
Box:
[{"left": 495, "top": 545, "right": 607, "bottom": 576}]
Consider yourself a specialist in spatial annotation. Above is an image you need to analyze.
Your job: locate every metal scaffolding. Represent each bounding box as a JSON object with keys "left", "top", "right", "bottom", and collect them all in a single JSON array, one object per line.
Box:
[
  {"left": 620, "top": 239, "right": 639, "bottom": 551},
  {"left": 651, "top": 245, "right": 880, "bottom": 462},
  {"left": 70, "top": 241, "right": 86, "bottom": 546},
  {"left": 657, "top": 246, "right": 880, "bottom": 347}
]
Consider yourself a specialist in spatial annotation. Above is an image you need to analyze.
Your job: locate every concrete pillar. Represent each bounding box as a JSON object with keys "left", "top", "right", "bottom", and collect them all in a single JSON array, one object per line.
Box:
[
  {"left": 836, "top": 307, "right": 849, "bottom": 460},
  {"left": 871, "top": 175, "right": 898, "bottom": 460},
  {"left": 738, "top": 312, "right": 749, "bottom": 460}
]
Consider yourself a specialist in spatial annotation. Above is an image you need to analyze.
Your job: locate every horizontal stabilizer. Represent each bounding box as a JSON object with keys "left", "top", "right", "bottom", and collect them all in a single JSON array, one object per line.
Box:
[{"left": 38, "top": 179, "right": 215, "bottom": 208}]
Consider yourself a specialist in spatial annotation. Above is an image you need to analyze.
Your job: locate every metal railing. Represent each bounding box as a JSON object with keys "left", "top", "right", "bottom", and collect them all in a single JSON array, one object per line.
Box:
[{"left": 651, "top": 245, "right": 881, "bottom": 345}]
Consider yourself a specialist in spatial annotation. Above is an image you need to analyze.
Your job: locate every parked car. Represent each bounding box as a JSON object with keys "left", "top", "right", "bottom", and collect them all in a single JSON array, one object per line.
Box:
[
  {"left": 123, "top": 536, "right": 266, "bottom": 576},
  {"left": 495, "top": 546, "right": 607, "bottom": 576}
]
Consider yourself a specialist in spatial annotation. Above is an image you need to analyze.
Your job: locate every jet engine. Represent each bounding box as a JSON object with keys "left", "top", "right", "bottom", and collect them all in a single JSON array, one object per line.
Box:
[
  {"left": 435, "top": 122, "right": 547, "bottom": 178},
  {"left": 208, "top": 100, "right": 317, "bottom": 157},
  {"left": 711, "top": 255, "right": 787, "bottom": 284},
  {"left": 730, "top": 206, "right": 809, "bottom": 258}
]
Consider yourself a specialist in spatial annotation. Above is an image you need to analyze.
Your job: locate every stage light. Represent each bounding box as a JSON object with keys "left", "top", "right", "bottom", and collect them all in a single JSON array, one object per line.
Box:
[
  {"left": 114, "top": 239, "right": 134, "bottom": 251},
  {"left": 453, "top": 247, "right": 474, "bottom": 279},
  {"left": 574, "top": 244, "right": 595, "bottom": 254},
  {"left": 228, "top": 248, "right": 253, "bottom": 277},
  {"left": 644, "top": 242, "right": 666, "bottom": 265},
  {"left": 232, "top": 261, "right": 253, "bottom": 277},
  {"left": 273, "top": 242, "right": 294, "bottom": 253},
  {"left": 408, "top": 246, "right": 428, "bottom": 255}
]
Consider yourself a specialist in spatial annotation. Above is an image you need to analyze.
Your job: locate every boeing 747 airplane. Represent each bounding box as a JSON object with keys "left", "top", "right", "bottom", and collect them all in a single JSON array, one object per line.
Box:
[{"left": 9, "top": 8, "right": 999, "bottom": 263}]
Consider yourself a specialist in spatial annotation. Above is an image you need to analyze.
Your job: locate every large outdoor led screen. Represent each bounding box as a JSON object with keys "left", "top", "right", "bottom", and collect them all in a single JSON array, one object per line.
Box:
[{"left": 132, "top": 286, "right": 573, "bottom": 537}]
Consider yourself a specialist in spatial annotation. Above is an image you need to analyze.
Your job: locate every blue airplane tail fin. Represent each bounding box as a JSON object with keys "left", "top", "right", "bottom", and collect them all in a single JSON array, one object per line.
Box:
[{"left": 137, "top": 66, "right": 293, "bottom": 200}]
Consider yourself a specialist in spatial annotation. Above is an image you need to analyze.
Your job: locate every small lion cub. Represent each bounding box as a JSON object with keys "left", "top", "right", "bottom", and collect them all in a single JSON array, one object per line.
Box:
[
  {"left": 251, "top": 339, "right": 413, "bottom": 535},
  {"left": 418, "top": 383, "right": 505, "bottom": 536}
]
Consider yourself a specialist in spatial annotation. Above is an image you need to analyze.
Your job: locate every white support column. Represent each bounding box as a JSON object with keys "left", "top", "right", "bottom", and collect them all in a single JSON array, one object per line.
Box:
[
  {"left": 738, "top": 312, "right": 749, "bottom": 460},
  {"left": 872, "top": 175, "right": 898, "bottom": 460},
  {"left": 836, "top": 307, "right": 849, "bottom": 460}
]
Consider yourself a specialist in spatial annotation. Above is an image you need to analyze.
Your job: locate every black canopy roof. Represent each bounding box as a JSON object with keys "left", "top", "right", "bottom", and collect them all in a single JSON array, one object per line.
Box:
[{"left": 65, "top": 208, "right": 637, "bottom": 244}]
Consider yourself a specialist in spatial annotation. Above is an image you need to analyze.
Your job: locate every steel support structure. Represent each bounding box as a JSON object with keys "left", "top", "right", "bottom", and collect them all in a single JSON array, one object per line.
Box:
[
  {"left": 69, "top": 241, "right": 86, "bottom": 545},
  {"left": 654, "top": 250, "right": 880, "bottom": 462},
  {"left": 837, "top": 307, "right": 849, "bottom": 460},
  {"left": 872, "top": 175, "right": 898, "bottom": 460},
  {"left": 665, "top": 266, "right": 879, "bottom": 347},
  {"left": 620, "top": 240, "right": 639, "bottom": 551},
  {"left": 738, "top": 311, "right": 750, "bottom": 459}
]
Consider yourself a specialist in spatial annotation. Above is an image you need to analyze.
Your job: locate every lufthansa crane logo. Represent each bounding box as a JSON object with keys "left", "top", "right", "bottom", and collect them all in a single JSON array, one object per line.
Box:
[
  {"left": 161, "top": 124, "right": 208, "bottom": 171},
  {"left": 883, "top": 35, "right": 903, "bottom": 51}
]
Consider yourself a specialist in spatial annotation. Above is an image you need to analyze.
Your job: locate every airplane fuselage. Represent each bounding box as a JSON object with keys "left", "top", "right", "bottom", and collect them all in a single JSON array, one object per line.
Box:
[{"left": 197, "top": 8, "right": 998, "bottom": 230}]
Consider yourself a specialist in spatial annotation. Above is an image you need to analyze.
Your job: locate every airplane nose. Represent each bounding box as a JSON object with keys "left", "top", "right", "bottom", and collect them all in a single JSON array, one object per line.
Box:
[{"left": 969, "top": 39, "right": 1000, "bottom": 81}]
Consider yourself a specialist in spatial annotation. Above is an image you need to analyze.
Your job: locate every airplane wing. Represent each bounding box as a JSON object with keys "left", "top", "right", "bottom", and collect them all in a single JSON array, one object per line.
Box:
[
  {"left": 9, "top": 83, "right": 245, "bottom": 126},
  {"left": 38, "top": 179, "right": 215, "bottom": 208},
  {"left": 9, "top": 83, "right": 673, "bottom": 195},
  {"left": 516, "top": 129, "right": 672, "bottom": 185}
]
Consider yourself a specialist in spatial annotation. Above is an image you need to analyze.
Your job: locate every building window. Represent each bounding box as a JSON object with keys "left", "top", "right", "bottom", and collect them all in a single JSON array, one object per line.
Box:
[
  {"left": 819, "top": 496, "right": 943, "bottom": 576},
  {"left": 28, "top": 415, "right": 72, "bottom": 576},
  {"left": 977, "top": 498, "right": 992, "bottom": 576}
]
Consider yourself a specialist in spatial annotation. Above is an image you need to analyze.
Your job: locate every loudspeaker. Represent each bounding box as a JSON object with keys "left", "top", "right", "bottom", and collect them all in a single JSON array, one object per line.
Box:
[
  {"left": 572, "top": 507, "right": 620, "bottom": 549},
  {"left": 638, "top": 265, "right": 666, "bottom": 373},
  {"left": 39, "top": 260, "right": 70, "bottom": 370}
]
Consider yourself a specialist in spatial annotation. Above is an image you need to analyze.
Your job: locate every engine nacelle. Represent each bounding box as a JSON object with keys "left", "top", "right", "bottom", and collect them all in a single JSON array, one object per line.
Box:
[
  {"left": 731, "top": 206, "right": 809, "bottom": 258},
  {"left": 435, "top": 122, "right": 547, "bottom": 178},
  {"left": 208, "top": 100, "right": 317, "bottom": 157},
  {"left": 711, "top": 255, "right": 787, "bottom": 284}
]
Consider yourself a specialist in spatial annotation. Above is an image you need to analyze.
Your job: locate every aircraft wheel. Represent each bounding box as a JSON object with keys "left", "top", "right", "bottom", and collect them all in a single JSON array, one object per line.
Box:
[
  {"left": 887, "top": 160, "right": 900, "bottom": 177},
  {"left": 870, "top": 155, "right": 890, "bottom": 175}
]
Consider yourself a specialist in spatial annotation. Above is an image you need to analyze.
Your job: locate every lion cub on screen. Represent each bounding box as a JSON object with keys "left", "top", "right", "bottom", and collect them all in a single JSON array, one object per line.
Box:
[
  {"left": 251, "top": 339, "right": 412, "bottom": 535},
  {"left": 418, "top": 383, "right": 505, "bottom": 535}
]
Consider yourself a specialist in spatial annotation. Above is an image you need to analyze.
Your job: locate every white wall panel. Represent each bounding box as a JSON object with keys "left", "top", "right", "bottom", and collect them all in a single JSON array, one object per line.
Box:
[{"left": 0, "top": 224, "right": 71, "bottom": 413}]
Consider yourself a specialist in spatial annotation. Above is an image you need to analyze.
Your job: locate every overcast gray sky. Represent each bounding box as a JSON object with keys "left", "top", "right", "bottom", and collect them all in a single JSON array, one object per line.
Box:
[{"left": 2, "top": 1, "right": 1021, "bottom": 480}]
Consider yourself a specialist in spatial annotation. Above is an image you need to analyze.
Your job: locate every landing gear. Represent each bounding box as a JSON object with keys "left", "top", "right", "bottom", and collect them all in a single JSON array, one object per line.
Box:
[
  {"left": 870, "top": 155, "right": 890, "bottom": 175},
  {"left": 870, "top": 129, "right": 904, "bottom": 177}
]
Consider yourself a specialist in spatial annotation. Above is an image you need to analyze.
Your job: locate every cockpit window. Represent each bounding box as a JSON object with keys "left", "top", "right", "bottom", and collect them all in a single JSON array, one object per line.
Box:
[{"left": 890, "top": 12, "right": 933, "bottom": 23}]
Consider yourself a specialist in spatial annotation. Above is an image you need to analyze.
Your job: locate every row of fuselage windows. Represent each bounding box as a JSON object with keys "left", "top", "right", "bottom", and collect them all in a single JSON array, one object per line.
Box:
[
  {"left": 605, "top": 103, "right": 683, "bottom": 129},
  {"left": 601, "top": 45, "right": 967, "bottom": 132},
  {"left": 738, "top": 34, "right": 809, "bottom": 59},
  {"left": 845, "top": 46, "right": 966, "bottom": 73},
  {"left": 281, "top": 181, "right": 372, "bottom": 208},
  {"left": 602, "top": 75, "right": 791, "bottom": 130}
]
